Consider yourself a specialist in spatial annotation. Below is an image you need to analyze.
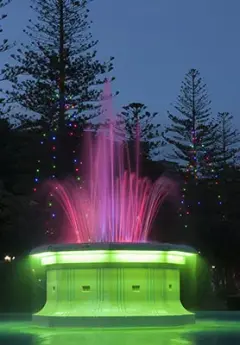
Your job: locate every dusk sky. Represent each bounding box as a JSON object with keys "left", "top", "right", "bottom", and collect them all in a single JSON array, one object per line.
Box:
[{"left": 2, "top": 0, "right": 240, "bottom": 127}]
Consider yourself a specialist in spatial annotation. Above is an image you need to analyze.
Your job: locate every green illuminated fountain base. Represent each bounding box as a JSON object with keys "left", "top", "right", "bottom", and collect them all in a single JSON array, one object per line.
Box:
[{"left": 30, "top": 243, "right": 196, "bottom": 327}]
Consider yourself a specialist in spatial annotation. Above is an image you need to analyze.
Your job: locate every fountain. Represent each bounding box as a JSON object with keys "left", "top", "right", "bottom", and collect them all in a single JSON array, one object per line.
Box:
[{"left": 30, "top": 81, "right": 197, "bottom": 327}]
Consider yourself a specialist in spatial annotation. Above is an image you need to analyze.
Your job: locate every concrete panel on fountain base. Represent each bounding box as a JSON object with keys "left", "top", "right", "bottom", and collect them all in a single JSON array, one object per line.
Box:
[{"left": 32, "top": 314, "right": 195, "bottom": 328}]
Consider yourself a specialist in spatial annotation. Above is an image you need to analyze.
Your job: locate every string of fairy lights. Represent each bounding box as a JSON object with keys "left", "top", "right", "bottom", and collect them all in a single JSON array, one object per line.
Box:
[
  {"left": 178, "top": 128, "right": 223, "bottom": 230},
  {"left": 33, "top": 93, "right": 225, "bottom": 238},
  {"left": 33, "top": 128, "right": 57, "bottom": 235},
  {"left": 67, "top": 119, "right": 82, "bottom": 183},
  {"left": 33, "top": 94, "right": 82, "bottom": 237}
]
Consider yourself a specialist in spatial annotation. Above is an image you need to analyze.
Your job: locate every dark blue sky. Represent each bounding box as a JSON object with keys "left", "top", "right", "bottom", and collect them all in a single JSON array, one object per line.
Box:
[{"left": 2, "top": 0, "right": 240, "bottom": 127}]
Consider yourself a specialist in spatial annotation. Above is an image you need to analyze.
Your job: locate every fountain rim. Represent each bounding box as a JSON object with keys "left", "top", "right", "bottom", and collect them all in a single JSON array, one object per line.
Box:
[
  {"left": 30, "top": 242, "right": 196, "bottom": 266},
  {"left": 30, "top": 242, "right": 197, "bottom": 255}
]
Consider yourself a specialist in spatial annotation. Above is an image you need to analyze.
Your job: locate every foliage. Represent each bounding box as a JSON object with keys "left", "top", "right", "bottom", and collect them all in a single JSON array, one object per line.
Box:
[
  {"left": 118, "top": 102, "right": 164, "bottom": 159},
  {"left": 0, "top": 0, "right": 12, "bottom": 54},
  {"left": 3, "top": 0, "right": 114, "bottom": 130},
  {"left": 0, "top": 0, "right": 14, "bottom": 118},
  {"left": 215, "top": 112, "right": 240, "bottom": 169},
  {"left": 163, "top": 68, "right": 217, "bottom": 178},
  {"left": 0, "top": 120, "right": 45, "bottom": 252}
]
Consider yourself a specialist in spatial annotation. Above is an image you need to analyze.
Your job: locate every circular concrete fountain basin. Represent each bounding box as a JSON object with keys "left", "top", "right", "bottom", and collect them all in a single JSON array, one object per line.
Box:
[{"left": 30, "top": 242, "right": 197, "bottom": 327}]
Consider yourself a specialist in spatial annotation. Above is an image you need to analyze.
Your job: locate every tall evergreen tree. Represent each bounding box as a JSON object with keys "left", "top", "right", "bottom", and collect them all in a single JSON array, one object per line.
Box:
[
  {"left": 163, "top": 69, "right": 219, "bottom": 244},
  {"left": 216, "top": 112, "right": 240, "bottom": 169},
  {"left": 163, "top": 68, "right": 217, "bottom": 178},
  {"left": 118, "top": 102, "right": 164, "bottom": 159},
  {"left": 208, "top": 112, "right": 240, "bottom": 229},
  {"left": 3, "top": 0, "right": 114, "bottom": 241},
  {"left": 3, "top": 0, "right": 114, "bottom": 172}
]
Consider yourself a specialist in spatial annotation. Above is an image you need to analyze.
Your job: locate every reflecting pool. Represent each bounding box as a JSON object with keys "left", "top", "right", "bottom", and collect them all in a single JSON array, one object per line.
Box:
[{"left": 0, "top": 320, "right": 240, "bottom": 345}]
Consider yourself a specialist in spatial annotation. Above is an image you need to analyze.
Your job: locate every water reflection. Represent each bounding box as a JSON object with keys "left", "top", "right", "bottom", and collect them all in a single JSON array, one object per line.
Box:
[
  {"left": 0, "top": 332, "right": 191, "bottom": 345},
  {"left": 0, "top": 322, "right": 240, "bottom": 345},
  {"left": 40, "top": 331, "right": 192, "bottom": 345}
]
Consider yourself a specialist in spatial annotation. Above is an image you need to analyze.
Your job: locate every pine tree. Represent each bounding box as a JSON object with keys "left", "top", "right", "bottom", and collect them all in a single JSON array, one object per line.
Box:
[
  {"left": 118, "top": 102, "right": 164, "bottom": 159},
  {"left": 3, "top": 0, "right": 114, "bottom": 241},
  {"left": 3, "top": 0, "right": 114, "bottom": 172},
  {"left": 209, "top": 112, "right": 240, "bottom": 226},
  {"left": 216, "top": 112, "right": 240, "bottom": 169},
  {"left": 163, "top": 69, "right": 219, "bottom": 243},
  {"left": 163, "top": 68, "right": 217, "bottom": 179}
]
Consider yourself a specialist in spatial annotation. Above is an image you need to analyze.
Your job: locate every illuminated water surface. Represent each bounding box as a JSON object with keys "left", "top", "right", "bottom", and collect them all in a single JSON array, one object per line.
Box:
[{"left": 0, "top": 320, "right": 240, "bottom": 345}]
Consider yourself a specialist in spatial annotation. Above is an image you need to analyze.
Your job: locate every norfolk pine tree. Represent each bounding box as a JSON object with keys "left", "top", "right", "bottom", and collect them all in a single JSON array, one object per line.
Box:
[
  {"left": 205, "top": 113, "right": 240, "bottom": 282},
  {"left": 2, "top": 0, "right": 115, "bottom": 242},
  {"left": 216, "top": 112, "right": 240, "bottom": 169},
  {"left": 3, "top": 0, "right": 114, "bottom": 172},
  {"left": 163, "top": 69, "right": 219, "bottom": 245},
  {"left": 118, "top": 102, "right": 164, "bottom": 159},
  {"left": 163, "top": 68, "right": 218, "bottom": 178},
  {"left": 213, "top": 112, "right": 240, "bottom": 225}
]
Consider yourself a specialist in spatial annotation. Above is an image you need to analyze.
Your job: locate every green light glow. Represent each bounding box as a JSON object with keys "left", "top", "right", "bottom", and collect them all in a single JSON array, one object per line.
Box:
[
  {"left": 31, "top": 249, "right": 194, "bottom": 266},
  {"left": 1, "top": 319, "right": 240, "bottom": 343},
  {"left": 31, "top": 246, "right": 196, "bottom": 326}
]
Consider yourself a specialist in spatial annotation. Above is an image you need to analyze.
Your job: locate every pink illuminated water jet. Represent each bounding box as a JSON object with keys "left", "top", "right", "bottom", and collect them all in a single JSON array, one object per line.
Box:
[{"left": 50, "top": 82, "right": 176, "bottom": 243}]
